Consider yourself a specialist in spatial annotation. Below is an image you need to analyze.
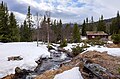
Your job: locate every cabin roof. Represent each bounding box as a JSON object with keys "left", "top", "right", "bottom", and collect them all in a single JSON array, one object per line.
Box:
[{"left": 86, "top": 31, "right": 108, "bottom": 36}]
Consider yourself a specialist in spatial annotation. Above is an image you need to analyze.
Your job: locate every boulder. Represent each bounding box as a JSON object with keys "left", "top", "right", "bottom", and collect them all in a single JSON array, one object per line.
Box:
[{"left": 8, "top": 56, "right": 23, "bottom": 61}]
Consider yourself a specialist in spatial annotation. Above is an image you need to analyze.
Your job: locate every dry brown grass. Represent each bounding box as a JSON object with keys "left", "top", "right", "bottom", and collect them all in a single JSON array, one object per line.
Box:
[
  {"left": 35, "top": 66, "right": 73, "bottom": 79},
  {"left": 106, "top": 43, "right": 120, "bottom": 48},
  {"left": 80, "top": 50, "right": 120, "bottom": 75}
]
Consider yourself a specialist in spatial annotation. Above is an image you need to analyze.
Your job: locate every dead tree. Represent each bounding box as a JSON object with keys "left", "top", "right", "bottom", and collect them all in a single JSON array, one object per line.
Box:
[
  {"left": 34, "top": 12, "right": 42, "bottom": 47},
  {"left": 46, "top": 11, "right": 51, "bottom": 45}
]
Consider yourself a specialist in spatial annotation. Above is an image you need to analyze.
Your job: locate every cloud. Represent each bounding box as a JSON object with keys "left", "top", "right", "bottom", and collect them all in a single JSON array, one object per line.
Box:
[{"left": 1, "top": 0, "right": 120, "bottom": 24}]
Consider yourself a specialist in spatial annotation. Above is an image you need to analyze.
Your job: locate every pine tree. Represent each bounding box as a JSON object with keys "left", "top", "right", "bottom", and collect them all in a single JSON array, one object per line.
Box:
[
  {"left": 56, "top": 19, "right": 63, "bottom": 42},
  {"left": 82, "top": 20, "right": 86, "bottom": 36},
  {"left": 26, "top": 6, "right": 33, "bottom": 41},
  {"left": 64, "top": 24, "right": 70, "bottom": 40},
  {"left": 111, "top": 11, "right": 120, "bottom": 34},
  {"left": 90, "top": 16, "right": 94, "bottom": 31},
  {"left": 9, "top": 12, "right": 20, "bottom": 42},
  {"left": 52, "top": 19, "right": 57, "bottom": 42},
  {"left": 115, "top": 11, "right": 120, "bottom": 34},
  {"left": 20, "top": 24, "right": 24, "bottom": 41},
  {"left": 20, "top": 20, "right": 29, "bottom": 42},
  {"left": 97, "top": 15, "right": 106, "bottom": 32},
  {"left": 73, "top": 23, "right": 80, "bottom": 43},
  {"left": 0, "top": 2, "right": 10, "bottom": 42},
  {"left": 86, "top": 17, "right": 89, "bottom": 31},
  {"left": 0, "top": 1, "right": 4, "bottom": 40}
]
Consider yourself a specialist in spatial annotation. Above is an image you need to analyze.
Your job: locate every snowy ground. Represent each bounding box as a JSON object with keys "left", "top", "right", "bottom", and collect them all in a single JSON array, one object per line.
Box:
[
  {"left": 64, "top": 43, "right": 120, "bottom": 56},
  {"left": 0, "top": 42, "right": 50, "bottom": 78},
  {"left": 64, "top": 43, "right": 85, "bottom": 52},
  {"left": 54, "top": 67, "right": 83, "bottom": 79},
  {"left": 0, "top": 42, "right": 120, "bottom": 78},
  {"left": 54, "top": 43, "right": 120, "bottom": 79},
  {"left": 86, "top": 46, "right": 120, "bottom": 56}
]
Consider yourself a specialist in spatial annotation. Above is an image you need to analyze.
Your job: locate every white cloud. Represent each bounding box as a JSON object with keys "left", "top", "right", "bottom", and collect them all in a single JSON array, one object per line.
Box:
[{"left": 3, "top": 0, "right": 120, "bottom": 24}]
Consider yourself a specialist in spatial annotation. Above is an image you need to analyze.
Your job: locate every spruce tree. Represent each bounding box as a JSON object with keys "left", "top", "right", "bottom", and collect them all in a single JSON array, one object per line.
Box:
[
  {"left": 115, "top": 11, "right": 120, "bottom": 34},
  {"left": 97, "top": 15, "right": 106, "bottom": 32},
  {"left": 9, "top": 12, "right": 20, "bottom": 42},
  {"left": 82, "top": 20, "right": 86, "bottom": 36},
  {"left": 20, "top": 20, "right": 29, "bottom": 42},
  {"left": 56, "top": 19, "right": 63, "bottom": 42},
  {"left": 52, "top": 19, "right": 57, "bottom": 42},
  {"left": 90, "top": 16, "right": 94, "bottom": 31},
  {"left": 86, "top": 17, "right": 89, "bottom": 31},
  {"left": 26, "top": 6, "right": 33, "bottom": 41},
  {"left": 0, "top": 2, "right": 10, "bottom": 42},
  {"left": 111, "top": 11, "right": 120, "bottom": 34},
  {"left": 64, "top": 24, "right": 70, "bottom": 40},
  {"left": 73, "top": 23, "right": 80, "bottom": 43},
  {"left": 20, "top": 24, "right": 24, "bottom": 41}
]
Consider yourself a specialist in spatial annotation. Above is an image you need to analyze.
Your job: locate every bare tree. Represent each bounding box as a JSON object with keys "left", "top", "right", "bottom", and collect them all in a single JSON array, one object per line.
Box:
[
  {"left": 34, "top": 12, "right": 42, "bottom": 47},
  {"left": 45, "top": 11, "right": 51, "bottom": 45}
]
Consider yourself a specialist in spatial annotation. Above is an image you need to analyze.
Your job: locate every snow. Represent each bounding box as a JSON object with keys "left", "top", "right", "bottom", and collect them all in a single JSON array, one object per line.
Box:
[
  {"left": 0, "top": 42, "right": 119, "bottom": 78},
  {"left": 64, "top": 43, "right": 85, "bottom": 52},
  {"left": 107, "top": 41, "right": 113, "bottom": 44},
  {"left": 60, "top": 52, "right": 67, "bottom": 60},
  {"left": 81, "top": 36, "right": 87, "bottom": 40},
  {"left": 0, "top": 42, "right": 50, "bottom": 78},
  {"left": 86, "top": 46, "right": 120, "bottom": 56},
  {"left": 54, "top": 67, "right": 83, "bottom": 79},
  {"left": 64, "top": 43, "right": 120, "bottom": 56}
]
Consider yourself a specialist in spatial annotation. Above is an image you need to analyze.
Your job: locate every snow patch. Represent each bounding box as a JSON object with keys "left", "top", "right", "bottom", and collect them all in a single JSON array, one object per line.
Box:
[
  {"left": 0, "top": 42, "right": 50, "bottom": 78},
  {"left": 107, "top": 41, "right": 113, "bottom": 44},
  {"left": 86, "top": 46, "right": 120, "bottom": 56},
  {"left": 64, "top": 43, "right": 85, "bottom": 52},
  {"left": 81, "top": 36, "right": 87, "bottom": 40},
  {"left": 60, "top": 52, "right": 67, "bottom": 60},
  {"left": 54, "top": 67, "right": 83, "bottom": 79}
]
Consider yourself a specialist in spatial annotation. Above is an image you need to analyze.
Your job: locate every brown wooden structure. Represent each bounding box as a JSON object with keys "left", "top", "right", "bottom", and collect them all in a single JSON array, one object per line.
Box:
[{"left": 86, "top": 31, "right": 108, "bottom": 39}]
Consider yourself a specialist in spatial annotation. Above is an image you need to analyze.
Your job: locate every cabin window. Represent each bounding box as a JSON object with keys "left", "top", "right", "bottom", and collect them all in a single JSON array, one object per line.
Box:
[{"left": 92, "top": 36, "right": 95, "bottom": 38}]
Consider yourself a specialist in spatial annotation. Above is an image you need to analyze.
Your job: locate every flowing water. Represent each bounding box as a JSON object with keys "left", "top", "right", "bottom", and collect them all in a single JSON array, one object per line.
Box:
[{"left": 26, "top": 49, "right": 72, "bottom": 79}]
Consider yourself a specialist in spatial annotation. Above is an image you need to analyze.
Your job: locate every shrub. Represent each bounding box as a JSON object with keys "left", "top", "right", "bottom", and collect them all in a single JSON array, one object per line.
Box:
[
  {"left": 118, "top": 67, "right": 120, "bottom": 74},
  {"left": 47, "top": 44, "right": 54, "bottom": 51},
  {"left": 72, "top": 45, "right": 84, "bottom": 57},
  {"left": 111, "top": 34, "right": 120, "bottom": 44},
  {"left": 60, "top": 39, "right": 67, "bottom": 47},
  {"left": 85, "top": 39, "right": 106, "bottom": 46}
]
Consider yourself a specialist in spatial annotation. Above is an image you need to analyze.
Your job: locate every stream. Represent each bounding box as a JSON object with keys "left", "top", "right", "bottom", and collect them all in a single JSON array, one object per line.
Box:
[{"left": 25, "top": 48, "right": 72, "bottom": 79}]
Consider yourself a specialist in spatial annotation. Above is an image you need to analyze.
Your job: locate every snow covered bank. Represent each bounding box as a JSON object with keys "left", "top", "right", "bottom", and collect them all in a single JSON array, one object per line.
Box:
[
  {"left": 54, "top": 67, "right": 83, "bottom": 79},
  {"left": 0, "top": 42, "right": 50, "bottom": 78},
  {"left": 64, "top": 43, "right": 85, "bottom": 52},
  {"left": 86, "top": 46, "right": 120, "bottom": 56},
  {"left": 63, "top": 43, "right": 120, "bottom": 57}
]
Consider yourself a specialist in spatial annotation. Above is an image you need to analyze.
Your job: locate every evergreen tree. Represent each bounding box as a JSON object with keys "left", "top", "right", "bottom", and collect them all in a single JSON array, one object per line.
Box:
[
  {"left": 52, "top": 19, "right": 57, "bottom": 42},
  {"left": 90, "top": 16, "right": 94, "bottom": 31},
  {"left": 20, "top": 20, "right": 29, "bottom": 42},
  {"left": 86, "top": 17, "right": 89, "bottom": 31},
  {"left": 73, "top": 23, "right": 80, "bottom": 43},
  {"left": 114, "top": 11, "right": 120, "bottom": 34},
  {"left": 0, "top": 2, "right": 10, "bottom": 42},
  {"left": 97, "top": 15, "right": 106, "bottom": 32},
  {"left": 26, "top": 6, "right": 33, "bottom": 41},
  {"left": 20, "top": 24, "right": 24, "bottom": 41},
  {"left": 82, "top": 20, "right": 86, "bottom": 36},
  {"left": 64, "top": 24, "right": 70, "bottom": 40},
  {"left": 9, "top": 12, "right": 20, "bottom": 42},
  {"left": 56, "top": 19, "right": 63, "bottom": 42},
  {"left": 111, "top": 11, "right": 120, "bottom": 34}
]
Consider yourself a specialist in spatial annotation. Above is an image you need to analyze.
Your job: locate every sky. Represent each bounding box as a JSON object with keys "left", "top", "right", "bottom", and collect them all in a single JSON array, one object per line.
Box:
[{"left": 1, "top": 0, "right": 120, "bottom": 24}]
